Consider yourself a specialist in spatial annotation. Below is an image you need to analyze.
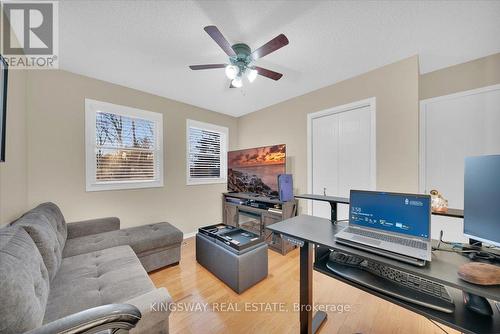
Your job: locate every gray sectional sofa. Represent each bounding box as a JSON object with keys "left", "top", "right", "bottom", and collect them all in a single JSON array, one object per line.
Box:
[{"left": 0, "top": 202, "right": 183, "bottom": 334}]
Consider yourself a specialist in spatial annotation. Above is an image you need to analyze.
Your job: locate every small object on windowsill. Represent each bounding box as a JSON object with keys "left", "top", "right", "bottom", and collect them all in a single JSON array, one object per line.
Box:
[{"left": 430, "top": 189, "right": 448, "bottom": 213}]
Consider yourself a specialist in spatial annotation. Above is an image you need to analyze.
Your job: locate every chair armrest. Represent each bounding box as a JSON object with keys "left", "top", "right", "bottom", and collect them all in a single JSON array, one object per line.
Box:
[
  {"left": 67, "top": 217, "right": 120, "bottom": 239},
  {"left": 25, "top": 304, "right": 141, "bottom": 334}
]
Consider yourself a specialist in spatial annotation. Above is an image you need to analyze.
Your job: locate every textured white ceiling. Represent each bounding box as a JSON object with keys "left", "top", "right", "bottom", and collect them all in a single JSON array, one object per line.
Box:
[{"left": 59, "top": 0, "right": 500, "bottom": 117}]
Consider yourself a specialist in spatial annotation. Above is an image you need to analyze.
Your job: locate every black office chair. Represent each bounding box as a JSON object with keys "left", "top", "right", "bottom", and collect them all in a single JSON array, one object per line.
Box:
[{"left": 26, "top": 304, "right": 141, "bottom": 334}]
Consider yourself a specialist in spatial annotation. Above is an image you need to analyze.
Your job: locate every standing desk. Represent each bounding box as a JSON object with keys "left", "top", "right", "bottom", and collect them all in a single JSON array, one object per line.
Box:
[
  {"left": 294, "top": 193, "right": 465, "bottom": 221},
  {"left": 267, "top": 214, "right": 500, "bottom": 334}
]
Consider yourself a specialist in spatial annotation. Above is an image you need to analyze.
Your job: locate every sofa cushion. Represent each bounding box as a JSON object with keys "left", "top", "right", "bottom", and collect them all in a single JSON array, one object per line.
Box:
[
  {"left": 44, "top": 245, "right": 155, "bottom": 324},
  {"left": 11, "top": 202, "right": 67, "bottom": 248},
  {"left": 33, "top": 202, "right": 68, "bottom": 248},
  {"left": 11, "top": 212, "right": 63, "bottom": 281},
  {"left": 0, "top": 227, "right": 50, "bottom": 334},
  {"left": 62, "top": 222, "right": 183, "bottom": 258}
]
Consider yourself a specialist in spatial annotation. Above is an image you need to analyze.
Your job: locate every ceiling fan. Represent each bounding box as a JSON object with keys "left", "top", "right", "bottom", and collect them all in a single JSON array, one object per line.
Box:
[{"left": 189, "top": 26, "right": 289, "bottom": 88}]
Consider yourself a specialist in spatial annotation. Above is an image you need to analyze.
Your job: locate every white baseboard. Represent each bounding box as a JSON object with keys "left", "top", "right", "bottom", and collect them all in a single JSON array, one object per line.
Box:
[{"left": 183, "top": 231, "right": 197, "bottom": 239}]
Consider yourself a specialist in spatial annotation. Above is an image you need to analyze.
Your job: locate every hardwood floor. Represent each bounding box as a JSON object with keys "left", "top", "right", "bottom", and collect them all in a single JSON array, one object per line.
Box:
[{"left": 149, "top": 237, "right": 457, "bottom": 334}]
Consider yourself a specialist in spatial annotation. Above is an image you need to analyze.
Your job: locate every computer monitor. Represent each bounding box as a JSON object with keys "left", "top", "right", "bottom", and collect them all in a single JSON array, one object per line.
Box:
[
  {"left": 349, "top": 190, "right": 431, "bottom": 239},
  {"left": 464, "top": 155, "right": 500, "bottom": 247}
]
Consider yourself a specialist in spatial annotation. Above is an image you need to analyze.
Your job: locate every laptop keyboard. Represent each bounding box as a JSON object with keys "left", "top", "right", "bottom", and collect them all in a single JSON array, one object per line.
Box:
[{"left": 345, "top": 227, "right": 428, "bottom": 250}]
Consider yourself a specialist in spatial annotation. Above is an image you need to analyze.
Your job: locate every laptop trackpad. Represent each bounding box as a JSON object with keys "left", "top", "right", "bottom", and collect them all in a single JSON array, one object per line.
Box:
[{"left": 352, "top": 235, "right": 382, "bottom": 246}]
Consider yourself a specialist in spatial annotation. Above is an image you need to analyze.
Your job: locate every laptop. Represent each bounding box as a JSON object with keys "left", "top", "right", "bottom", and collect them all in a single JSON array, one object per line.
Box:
[{"left": 335, "top": 190, "right": 432, "bottom": 266}]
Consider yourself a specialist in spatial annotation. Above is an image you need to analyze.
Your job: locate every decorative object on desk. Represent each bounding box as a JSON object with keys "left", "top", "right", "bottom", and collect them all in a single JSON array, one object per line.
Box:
[
  {"left": 457, "top": 262, "right": 500, "bottom": 285},
  {"left": 430, "top": 189, "right": 448, "bottom": 213}
]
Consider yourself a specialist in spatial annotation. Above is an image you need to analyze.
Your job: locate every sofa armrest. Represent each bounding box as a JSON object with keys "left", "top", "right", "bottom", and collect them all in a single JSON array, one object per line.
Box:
[
  {"left": 125, "top": 288, "right": 172, "bottom": 333},
  {"left": 67, "top": 217, "right": 120, "bottom": 239},
  {"left": 25, "top": 304, "right": 141, "bottom": 334}
]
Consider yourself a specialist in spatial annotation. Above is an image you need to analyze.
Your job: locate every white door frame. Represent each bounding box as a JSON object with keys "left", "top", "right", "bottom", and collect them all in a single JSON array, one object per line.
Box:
[
  {"left": 419, "top": 83, "right": 500, "bottom": 194},
  {"left": 307, "top": 97, "right": 377, "bottom": 214}
]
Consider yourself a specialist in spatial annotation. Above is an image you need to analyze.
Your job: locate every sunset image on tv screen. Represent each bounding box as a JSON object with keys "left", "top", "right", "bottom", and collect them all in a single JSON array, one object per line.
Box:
[{"left": 227, "top": 144, "right": 286, "bottom": 196}]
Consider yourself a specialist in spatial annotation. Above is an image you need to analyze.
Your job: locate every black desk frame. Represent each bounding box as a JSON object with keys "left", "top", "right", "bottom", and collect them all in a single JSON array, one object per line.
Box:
[
  {"left": 269, "top": 195, "right": 499, "bottom": 334},
  {"left": 299, "top": 242, "right": 327, "bottom": 333},
  {"left": 295, "top": 195, "right": 349, "bottom": 333},
  {"left": 294, "top": 193, "right": 465, "bottom": 222},
  {"left": 295, "top": 194, "right": 350, "bottom": 224}
]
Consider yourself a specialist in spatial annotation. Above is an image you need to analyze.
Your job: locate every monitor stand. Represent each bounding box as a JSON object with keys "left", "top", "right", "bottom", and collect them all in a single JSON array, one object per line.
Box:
[{"left": 469, "top": 237, "right": 482, "bottom": 248}]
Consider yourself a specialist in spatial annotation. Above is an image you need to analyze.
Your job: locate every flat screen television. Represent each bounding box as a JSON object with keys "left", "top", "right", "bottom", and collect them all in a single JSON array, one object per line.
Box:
[
  {"left": 0, "top": 55, "right": 7, "bottom": 162},
  {"left": 227, "top": 144, "right": 286, "bottom": 197}
]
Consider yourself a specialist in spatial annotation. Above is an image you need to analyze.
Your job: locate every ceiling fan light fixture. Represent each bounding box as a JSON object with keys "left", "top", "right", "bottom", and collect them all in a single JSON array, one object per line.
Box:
[
  {"left": 247, "top": 68, "right": 258, "bottom": 83},
  {"left": 189, "top": 26, "right": 287, "bottom": 85},
  {"left": 231, "top": 76, "right": 243, "bottom": 88},
  {"left": 225, "top": 65, "right": 239, "bottom": 80}
]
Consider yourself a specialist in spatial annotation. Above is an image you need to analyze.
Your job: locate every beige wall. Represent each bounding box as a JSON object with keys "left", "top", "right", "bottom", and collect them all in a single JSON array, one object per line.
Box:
[
  {"left": 25, "top": 70, "right": 237, "bottom": 233},
  {"left": 0, "top": 69, "right": 28, "bottom": 224},
  {"left": 237, "top": 56, "right": 420, "bottom": 212},
  {"left": 420, "top": 52, "right": 500, "bottom": 100},
  {"left": 0, "top": 12, "right": 29, "bottom": 225}
]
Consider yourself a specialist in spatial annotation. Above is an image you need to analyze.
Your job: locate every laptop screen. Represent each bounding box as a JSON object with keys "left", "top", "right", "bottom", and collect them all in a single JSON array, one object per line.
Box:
[{"left": 349, "top": 190, "right": 431, "bottom": 239}]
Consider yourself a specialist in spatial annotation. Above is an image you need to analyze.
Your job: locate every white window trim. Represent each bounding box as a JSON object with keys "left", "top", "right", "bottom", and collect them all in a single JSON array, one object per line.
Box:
[
  {"left": 186, "top": 119, "right": 228, "bottom": 185},
  {"left": 85, "top": 98, "right": 164, "bottom": 192}
]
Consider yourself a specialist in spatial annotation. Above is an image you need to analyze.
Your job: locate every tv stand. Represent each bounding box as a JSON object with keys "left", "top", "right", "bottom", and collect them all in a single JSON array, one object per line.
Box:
[{"left": 222, "top": 192, "right": 298, "bottom": 255}]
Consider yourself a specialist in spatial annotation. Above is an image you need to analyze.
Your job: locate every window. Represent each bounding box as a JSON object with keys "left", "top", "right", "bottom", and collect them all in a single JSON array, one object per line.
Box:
[
  {"left": 85, "top": 99, "right": 163, "bottom": 191},
  {"left": 187, "top": 119, "right": 228, "bottom": 185}
]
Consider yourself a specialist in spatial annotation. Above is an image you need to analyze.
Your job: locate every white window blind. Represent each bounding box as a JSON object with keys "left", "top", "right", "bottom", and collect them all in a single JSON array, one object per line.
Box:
[
  {"left": 187, "top": 119, "right": 228, "bottom": 185},
  {"left": 85, "top": 99, "right": 163, "bottom": 191}
]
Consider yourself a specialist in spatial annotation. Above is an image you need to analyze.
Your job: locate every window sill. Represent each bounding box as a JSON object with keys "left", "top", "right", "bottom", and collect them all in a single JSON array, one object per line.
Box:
[
  {"left": 86, "top": 180, "right": 164, "bottom": 192},
  {"left": 186, "top": 179, "right": 227, "bottom": 186}
]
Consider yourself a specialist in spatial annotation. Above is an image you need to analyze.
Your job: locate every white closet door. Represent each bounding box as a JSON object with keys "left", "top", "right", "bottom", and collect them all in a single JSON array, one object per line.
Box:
[
  {"left": 337, "top": 107, "right": 373, "bottom": 197},
  {"left": 311, "top": 113, "right": 339, "bottom": 218},
  {"left": 421, "top": 85, "right": 500, "bottom": 241},
  {"left": 311, "top": 102, "right": 375, "bottom": 220}
]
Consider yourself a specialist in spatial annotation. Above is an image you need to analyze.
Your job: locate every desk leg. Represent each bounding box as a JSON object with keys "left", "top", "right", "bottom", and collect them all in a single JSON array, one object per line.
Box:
[
  {"left": 300, "top": 241, "right": 327, "bottom": 334},
  {"left": 329, "top": 202, "right": 337, "bottom": 222}
]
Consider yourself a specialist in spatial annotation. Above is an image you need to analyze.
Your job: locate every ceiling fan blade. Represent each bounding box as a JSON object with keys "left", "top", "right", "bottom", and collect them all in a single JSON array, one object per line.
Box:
[
  {"left": 204, "top": 26, "right": 236, "bottom": 57},
  {"left": 189, "top": 64, "right": 227, "bottom": 70},
  {"left": 255, "top": 66, "right": 283, "bottom": 81},
  {"left": 251, "top": 34, "right": 289, "bottom": 60}
]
